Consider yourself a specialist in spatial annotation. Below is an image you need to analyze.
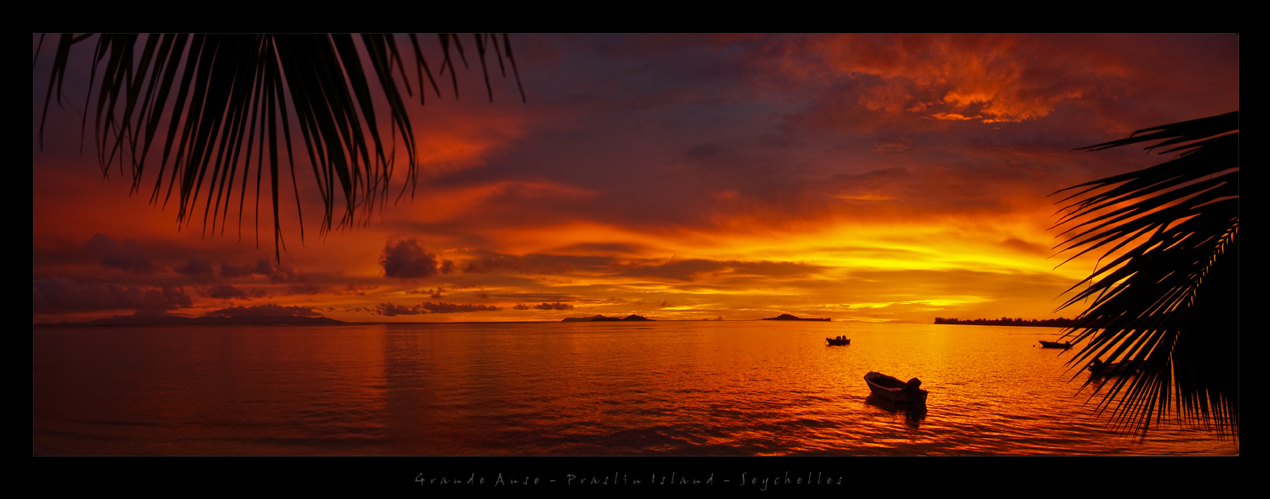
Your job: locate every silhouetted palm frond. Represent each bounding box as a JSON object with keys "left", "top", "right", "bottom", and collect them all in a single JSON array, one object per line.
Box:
[
  {"left": 36, "top": 33, "right": 524, "bottom": 261},
  {"left": 1052, "top": 111, "right": 1238, "bottom": 439}
]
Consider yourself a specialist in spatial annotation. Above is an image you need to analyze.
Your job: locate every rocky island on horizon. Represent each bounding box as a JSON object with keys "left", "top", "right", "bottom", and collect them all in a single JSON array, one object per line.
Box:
[
  {"left": 35, "top": 304, "right": 345, "bottom": 327},
  {"left": 762, "top": 314, "right": 830, "bottom": 321},
  {"left": 36, "top": 314, "right": 345, "bottom": 328},
  {"left": 561, "top": 314, "right": 653, "bottom": 322}
]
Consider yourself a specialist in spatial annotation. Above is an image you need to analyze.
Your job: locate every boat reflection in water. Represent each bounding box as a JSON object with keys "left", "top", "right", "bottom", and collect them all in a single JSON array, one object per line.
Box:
[{"left": 864, "top": 393, "right": 927, "bottom": 427}]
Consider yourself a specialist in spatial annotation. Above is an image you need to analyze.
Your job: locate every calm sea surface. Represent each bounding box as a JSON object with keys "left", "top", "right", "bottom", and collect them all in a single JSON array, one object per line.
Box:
[{"left": 32, "top": 321, "right": 1238, "bottom": 456}]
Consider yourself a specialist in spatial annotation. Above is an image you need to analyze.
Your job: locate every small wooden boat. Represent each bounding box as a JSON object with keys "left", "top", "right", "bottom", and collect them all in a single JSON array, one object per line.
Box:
[
  {"left": 1038, "top": 340, "right": 1073, "bottom": 349},
  {"left": 1087, "top": 358, "right": 1142, "bottom": 377},
  {"left": 826, "top": 337, "right": 851, "bottom": 346},
  {"left": 864, "top": 371, "right": 928, "bottom": 403}
]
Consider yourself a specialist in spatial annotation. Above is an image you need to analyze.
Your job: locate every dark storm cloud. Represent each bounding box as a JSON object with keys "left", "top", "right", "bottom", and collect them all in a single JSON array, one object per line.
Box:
[
  {"left": 86, "top": 234, "right": 155, "bottom": 274},
  {"left": 381, "top": 238, "right": 455, "bottom": 279},
  {"left": 33, "top": 277, "right": 193, "bottom": 313}
]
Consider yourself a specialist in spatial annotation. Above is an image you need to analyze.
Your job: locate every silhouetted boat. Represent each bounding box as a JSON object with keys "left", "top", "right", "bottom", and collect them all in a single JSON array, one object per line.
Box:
[
  {"left": 863, "top": 372, "right": 928, "bottom": 403},
  {"left": 827, "top": 337, "right": 851, "bottom": 346},
  {"left": 1038, "top": 340, "right": 1073, "bottom": 349},
  {"left": 1087, "top": 358, "right": 1142, "bottom": 377}
]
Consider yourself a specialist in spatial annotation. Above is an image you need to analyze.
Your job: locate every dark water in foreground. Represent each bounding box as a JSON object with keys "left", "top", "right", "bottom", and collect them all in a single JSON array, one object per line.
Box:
[{"left": 32, "top": 321, "right": 1237, "bottom": 456}]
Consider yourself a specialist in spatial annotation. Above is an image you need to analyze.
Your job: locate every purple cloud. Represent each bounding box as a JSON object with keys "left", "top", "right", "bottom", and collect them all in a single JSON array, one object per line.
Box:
[
  {"left": 174, "top": 257, "right": 217, "bottom": 283},
  {"left": 420, "top": 302, "right": 502, "bottom": 313},
  {"left": 204, "top": 284, "right": 263, "bottom": 300},
  {"left": 86, "top": 234, "right": 156, "bottom": 274},
  {"left": 513, "top": 302, "right": 574, "bottom": 311},
  {"left": 221, "top": 259, "right": 276, "bottom": 279},
  {"left": 33, "top": 277, "right": 192, "bottom": 314},
  {"left": 374, "top": 302, "right": 428, "bottom": 316},
  {"left": 381, "top": 238, "right": 455, "bottom": 279},
  {"left": 205, "top": 304, "right": 321, "bottom": 318}
]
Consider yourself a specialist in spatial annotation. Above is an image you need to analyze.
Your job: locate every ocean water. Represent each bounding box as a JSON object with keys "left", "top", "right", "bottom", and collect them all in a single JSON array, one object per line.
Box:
[{"left": 32, "top": 321, "right": 1238, "bottom": 456}]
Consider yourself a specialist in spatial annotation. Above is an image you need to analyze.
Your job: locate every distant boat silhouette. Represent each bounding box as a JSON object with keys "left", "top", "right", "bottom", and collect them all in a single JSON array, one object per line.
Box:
[
  {"left": 1038, "top": 340, "right": 1073, "bottom": 349},
  {"left": 826, "top": 337, "right": 851, "bottom": 346},
  {"left": 1087, "top": 358, "right": 1142, "bottom": 377}
]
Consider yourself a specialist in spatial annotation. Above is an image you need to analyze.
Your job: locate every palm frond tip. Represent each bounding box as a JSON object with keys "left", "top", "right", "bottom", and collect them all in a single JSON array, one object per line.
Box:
[
  {"left": 1053, "top": 111, "right": 1238, "bottom": 439},
  {"left": 37, "top": 33, "right": 525, "bottom": 261}
]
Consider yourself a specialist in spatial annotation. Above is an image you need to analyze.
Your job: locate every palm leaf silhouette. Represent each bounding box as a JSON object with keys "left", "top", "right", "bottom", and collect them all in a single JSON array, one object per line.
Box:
[
  {"left": 36, "top": 33, "right": 524, "bottom": 261},
  {"left": 1052, "top": 111, "right": 1238, "bottom": 438}
]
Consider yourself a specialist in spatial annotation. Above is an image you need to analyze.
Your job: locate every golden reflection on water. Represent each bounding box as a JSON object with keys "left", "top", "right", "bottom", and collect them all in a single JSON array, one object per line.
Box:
[{"left": 34, "top": 322, "right": 1237, "bottom": 455}]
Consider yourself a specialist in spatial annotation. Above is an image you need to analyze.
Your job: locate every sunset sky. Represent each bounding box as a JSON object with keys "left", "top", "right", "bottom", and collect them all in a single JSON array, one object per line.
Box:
[{"left": 32, "top": 33, "right": 1240, "bottom": 324}]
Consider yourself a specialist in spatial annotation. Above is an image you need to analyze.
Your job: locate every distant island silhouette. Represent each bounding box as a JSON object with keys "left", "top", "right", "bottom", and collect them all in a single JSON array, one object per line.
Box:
[
  {"left": 762, "top": 314, "right": 830, "bottom": 321},
  {"left": 35, "top": 313, "right": 345, "bottom": 327},
  {"left": 934, "top": 317, "right": 1077, "bottom": 328},
  {"left": 561, "top": 314, "right": 653, "bottom": 322}
]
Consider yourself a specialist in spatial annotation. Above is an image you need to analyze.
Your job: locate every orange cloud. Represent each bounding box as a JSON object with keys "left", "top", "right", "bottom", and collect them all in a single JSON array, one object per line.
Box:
[
  {"left": 790, "top": 34, "right": 1135, "bottom": 125},
  {"left": 397, "top": 180, "right": 598, "bottom": 224},
  {"left": 410, "top": 115, "right": 525, "bottom": 177}
]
